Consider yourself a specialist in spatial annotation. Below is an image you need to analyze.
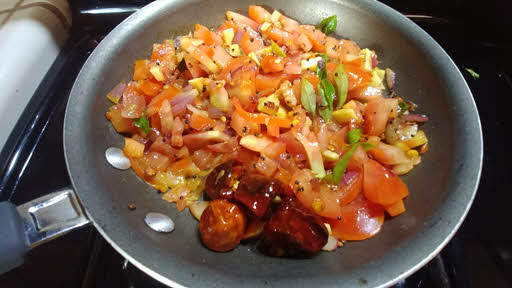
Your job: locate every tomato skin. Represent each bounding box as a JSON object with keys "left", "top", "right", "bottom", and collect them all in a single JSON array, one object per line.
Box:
[
  {"left": 337, "top": 170, "right": 363, "bottom": 206},
  {"left": 120, "top": 82, "right": 145, "bottom": 119},
  {"left": 326, "top": 195, "right": 385, "bottom": 241},
  {"left": 363, "top": 159, "right": 409, "bottom": 206},
  {"left": 240, "top": 32, "right": 264, "bottom": 55},
  {"left": 248, "top": 5, "right": 271, "bottom": 24},
  {"left": 300, "top": 25, "right": 327, "bottom": 52},
  {"left": 199, "top": 200, "right": 246, "bottom": 252},
  {"left": 363, "top": 96, "right": 389, "bottom": 137},
  {"left": 194, "top": 23, "right": 214, "bottom": 45},
  {"left": 290, "top": 170, "right": 342, "bottom": 219},
  {"left": 226, "top": 64, "right": 258, "bottom": 109},
  {"left": 261, "top": 55, "right": 285, "bottom": 74},
  {"left": 255, "top": 73, "right": 286, "bottom": 93},
  {"left": 106, "top": 105, "right": 138, "bottom": 133},
  {"left": 146, "top": 86, "right": 180, "bottom": 117},
  {"left": 226, "top": 11, "right": 259, "bottom": 30},
  {"left": 133, "top": 60, "right": 151, "bottom": 81}
]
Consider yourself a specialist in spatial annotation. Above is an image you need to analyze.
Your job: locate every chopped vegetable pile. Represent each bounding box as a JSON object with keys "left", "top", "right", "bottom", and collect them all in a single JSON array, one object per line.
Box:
[{"left": 106, "top": 5, "right": 430, "bottom": 256}]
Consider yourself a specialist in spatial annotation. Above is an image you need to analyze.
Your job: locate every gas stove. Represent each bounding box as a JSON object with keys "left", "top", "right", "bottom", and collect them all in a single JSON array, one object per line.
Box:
[{"left": 0, "top": 0, "right": 510, "bottom": 287}]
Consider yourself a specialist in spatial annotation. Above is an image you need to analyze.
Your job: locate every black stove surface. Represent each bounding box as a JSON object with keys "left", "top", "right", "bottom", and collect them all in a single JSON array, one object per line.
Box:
[{"left": 1, "top": 0, "right": 510, "bottom": 287}]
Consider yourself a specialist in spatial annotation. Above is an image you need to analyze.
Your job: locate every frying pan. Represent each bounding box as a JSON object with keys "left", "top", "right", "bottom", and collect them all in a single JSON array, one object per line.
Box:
[{"left": 0, "top": 0, "right": 483, "bottom": 287}]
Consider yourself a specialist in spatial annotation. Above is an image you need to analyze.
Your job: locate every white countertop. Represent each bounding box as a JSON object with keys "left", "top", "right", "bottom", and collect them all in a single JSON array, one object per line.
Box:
[{"left": 0, "top": 0, "right": 71, "bottom": 150}]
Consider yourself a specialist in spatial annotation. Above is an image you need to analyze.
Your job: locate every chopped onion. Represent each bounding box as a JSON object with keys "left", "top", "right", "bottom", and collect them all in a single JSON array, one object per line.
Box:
[
  {"left": 170, "top": 87, "right": 199, "bottom": 115},
  {"left": 371, "top": 53, "right": 378, "bottom": 69},
  {"left": 106, "top": 81, "right": 126, "bottom": 103},
  {"left": 401, "top": 114, "right": 429, "bottom": 123},
  {"left": 232, "top": 29, "right": 245, "bottom": 44},
  {"left": 189, "top": 201, "right": 210, "bottom": 220},
  {"left": 322, "top": 236, "right": 338, "bottom": 251},
  {"left": 385, "top": 68, "right": 396, "bottom": 90}
]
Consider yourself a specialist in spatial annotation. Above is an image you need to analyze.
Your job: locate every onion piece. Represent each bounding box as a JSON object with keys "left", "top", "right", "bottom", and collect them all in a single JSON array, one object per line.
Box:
[
  {"left": 385, "top": 68, "right": 396, "bottom": 90},
  {"left": 232, "top": 29, "right": 245, "bottom": 44},
  {"left": 189, "top": 201, "right": 210, "bottom": 220},
  {"left": 321, "top": 236, "right": 339, "bottom": 251},
  {"left": 106, "top": 81, "right": 126, "bottom": 103},
  {"left": 170, "top": 87, "right": 199, "bottom": 115},
  {"left": 401, "top": 114, "right": 429, "bottom": 123}
]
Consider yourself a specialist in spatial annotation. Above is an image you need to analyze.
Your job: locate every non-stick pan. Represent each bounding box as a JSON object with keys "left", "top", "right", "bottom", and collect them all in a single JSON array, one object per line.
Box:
[{"left": 0, "top": 0, "right": 483, "bottom": 287}]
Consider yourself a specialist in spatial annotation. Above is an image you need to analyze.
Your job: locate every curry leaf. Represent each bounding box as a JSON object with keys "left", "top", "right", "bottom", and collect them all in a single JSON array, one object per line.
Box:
[
  {"left": 361, "top": 142, "right": 376, "bottom": 151},
  {"left": 318, "top": 107, "right": 332, "bottom": 121},
  {"left": 271, "top": 40, "right": 287, "bottom": 57},
  {"left": 332, "top": 143, "right": 359, "bottom": 185},
  {"left": 465, "top": 68, "right": 480, "bottom": 79},
  {"left": 398, "top": 101, "right": 410, "bottom": 116},
  {"left": 333, "top": 63, "right": 348, "bottom": 109},
  {"left": 301, "top": 78, "right": 316, "bottom": 115},
  {"left": 320, "top": 79, "right": 335, "bottom": 111},
  {"left": 346, "top": 129, "right": 361, "bottom": 144},
  {"left": 316, "top": 15, "right": 337, "bottom": 35},
  {"left": 317, "top": 65, "right": 328, "bottom": 81},
  {"left": 133, "top": 111, "right": 150, "bottom": 134}
]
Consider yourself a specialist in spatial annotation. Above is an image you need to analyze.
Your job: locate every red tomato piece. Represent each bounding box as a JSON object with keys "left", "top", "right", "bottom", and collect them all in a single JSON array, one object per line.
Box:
[
  {"left": 248, "top": 5, "right": 271, "bottom": 24},
  {"left": 240, "top": 32, "right": 265, "bottom": 55},
  {"left": 194, "top": 23, "right": 214, "bottom": 45},
  {"left": 261, "top": 55, "right": 285, "bottom": 74},
  {"left": 363, "top": 159, "right": 409, "bottom": 206},
  {"left": 226, "top": 11, "right": 259, "bottom": 30},
  {"left": 290, "top": 170, "right": 342, "bottom": 220},
  {"left": 326, "top": 195, "right": 385, "bottom": 241},
  {"left": 120, "top": 82, "right": 145, "bottom": 118}
]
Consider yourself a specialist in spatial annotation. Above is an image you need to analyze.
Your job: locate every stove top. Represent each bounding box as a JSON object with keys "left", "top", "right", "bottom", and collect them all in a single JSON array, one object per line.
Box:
[{"left": 1, "top": 0, "right": 510, "bottom": 287}]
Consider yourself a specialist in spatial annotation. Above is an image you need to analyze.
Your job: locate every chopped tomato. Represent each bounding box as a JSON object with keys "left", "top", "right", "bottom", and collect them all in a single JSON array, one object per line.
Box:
[
  {"left": 326, "top": 195, "right": 385, "bottom": 241},
  {"left": 280, "top": 16, "right": 301, "bottom": 34},
  {"left": 240, "top": 32, "right": 265, "bottom": 55},
  {"left": 348, "top": 85, "right": 382, "bottom": 102},
  {"left": 146, "top": 86, "right": 180, "bottom": 117},
  {"left": 106, "top": 105, "right": 137, "bottom": 133},
  {"left": 138, "top": 79, "right": 163, "bottom": 100},
  {"left": 197, "top": 45, "right": 215, "bottom": 58},
  {"left": 194, "top": 23, "right": 214, "bottom": 45},
  {"left": 120, "top": 82, "right": 145, "bottom": 119},
  {"left": 384, "top": 199, "right": 406, "bottom": 217},
  {"left": 212, "top": 45, "right": 232, "bottom": 68},
  {"left": 226, "top": 11, "right": 259, "bottom": 30},
  {"left": 226, "top": 64, "right": 257, "bottom": 109},
  {"left": 230, "top": 110, "right": 261, "bottom": 136},
  {"left": 255, "top": 73, "right": 287, "bottom": 93},
  {"left": 189, "top": 113, "right": 216, "bottom": 131},
  {"left": 233, "top": 97, "right": 292, "bottom": 128},
  {"left": 290, "top": 170, "right": 342, "bottom": 219},
  {"left": 248, "top": 5, "right": 271, "bottom": 24},
  {"left": 300, "top": 25, "right": 327, "bottom": 52},
  {"left": 133, "top": 60, "right": 151, "bottom": 81},
  {"left": 217, "top": 56, "right": 251, "bottom": 81},
  {"left": 261, "top": 55, "right": 285, "bottom": 74},
  {"left": 369, "top": 142, "right": 410, "bottom": 165},
  {"left": 363, "top": 96, "right": 395, "bottom": 136},
  {"left": 363, "top": 159, "right": 409, "bottom": 206},
  {"left": 180, "top": 37, "right": 219, "bottom": 73},
  {"left": 159, "top": 100, "right": 174, "bottom": 134},
  {"left": 336, "top": 170, "right": 363, "bottom": 206},
  {"left": 184, "top": 53, "right": 207, "bottom": 79},
  {"left": 324, "top": 37, "right": 360, "bottom": 61}
]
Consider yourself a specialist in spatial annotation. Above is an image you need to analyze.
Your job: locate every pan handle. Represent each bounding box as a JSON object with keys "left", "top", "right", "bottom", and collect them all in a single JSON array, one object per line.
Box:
[{"left": 0, "top": 188, "right": 91, "bottom": 274}]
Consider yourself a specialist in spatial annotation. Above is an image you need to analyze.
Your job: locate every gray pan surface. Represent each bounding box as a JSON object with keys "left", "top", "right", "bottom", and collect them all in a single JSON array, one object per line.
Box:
[{"left": 64, "top": 0, "right": 483, "bottom": 287}]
